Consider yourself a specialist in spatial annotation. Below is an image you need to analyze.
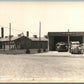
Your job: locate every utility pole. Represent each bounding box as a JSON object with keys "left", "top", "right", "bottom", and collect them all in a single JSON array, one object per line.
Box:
[
  {"left": 9, "top": 23, "right": 11, "bottom": 50},
  {"left": 38, "top": 21, "right": 41, "bottom": 53},
  {"left": 68, "top": 29, "right": 70, "bottom": 52},
  {"left": 39, "top": 21, "right": 41, "bottom": 41}
]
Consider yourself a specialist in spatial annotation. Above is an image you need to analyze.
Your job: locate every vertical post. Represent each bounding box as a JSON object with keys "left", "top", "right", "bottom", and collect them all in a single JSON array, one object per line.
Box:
[
  {"left": 1, "top": 27, "right": 4, "bottom": 38},
  {"left": 9, "top": 23, "right": 11, "bottom": 50},
  {"left": 38, "top": 21, "right": 41, "bottom": 53},
  {"left": 27, "top": 31, "right": 29, "bottom": 37},
  {"left": 68, "top": 29, "right": 70, "bottom": 52},
  {"left": 39, "top": 21, "right": 41, "bottom": 41}
]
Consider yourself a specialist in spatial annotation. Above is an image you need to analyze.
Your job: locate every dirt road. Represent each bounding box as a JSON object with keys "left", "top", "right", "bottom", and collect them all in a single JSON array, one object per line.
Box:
[{"left": 0, "top": 52, "right": 84, "bottom": 82}]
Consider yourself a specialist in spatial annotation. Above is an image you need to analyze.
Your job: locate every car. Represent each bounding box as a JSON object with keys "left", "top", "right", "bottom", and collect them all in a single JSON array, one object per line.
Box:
[
  {"left": 56, "top": 42, "right": 68, "bottom": 52},
  {"left": 70, "top": 41, "right": 81, "bottom": 54},
  {"left": 80, "top": 43, "right": 84, "bottom": 54}
]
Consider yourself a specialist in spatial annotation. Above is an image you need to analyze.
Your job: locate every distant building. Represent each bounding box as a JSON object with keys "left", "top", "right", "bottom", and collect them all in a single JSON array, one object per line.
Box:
[{"left": 0, "top": 35, "right": 48, "bottom": 50}]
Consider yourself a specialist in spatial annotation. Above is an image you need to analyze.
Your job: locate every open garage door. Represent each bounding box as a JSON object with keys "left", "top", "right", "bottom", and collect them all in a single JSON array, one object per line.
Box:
[
  {"left": 52, "top": 36, "right": 68, "bottom": 51},
  {"left": 70, "top": 36, "right": 83, "bottom": 43}
]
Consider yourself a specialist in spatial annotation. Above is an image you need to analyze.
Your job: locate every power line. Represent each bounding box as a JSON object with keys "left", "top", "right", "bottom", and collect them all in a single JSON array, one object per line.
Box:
[{"left": 0, "top": 25, "right": 26, "bottom": 32}]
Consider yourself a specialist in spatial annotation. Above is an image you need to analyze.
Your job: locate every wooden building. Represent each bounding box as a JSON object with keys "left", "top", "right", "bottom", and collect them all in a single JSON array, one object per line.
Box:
[
  {"left": 0, "top": 36, "right": 31, "bottom": 50},
  {"left": 30, "top": 37, "right": 48, "bottom": 49},
  {"left": 0, "top": 35, "right": 48, "bottom": 50}
]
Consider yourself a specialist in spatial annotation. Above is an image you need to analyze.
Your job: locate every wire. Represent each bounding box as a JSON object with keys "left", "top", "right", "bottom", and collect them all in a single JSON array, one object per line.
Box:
[{"left": 0, "top": 25, "right": 26, "bottom": 32}]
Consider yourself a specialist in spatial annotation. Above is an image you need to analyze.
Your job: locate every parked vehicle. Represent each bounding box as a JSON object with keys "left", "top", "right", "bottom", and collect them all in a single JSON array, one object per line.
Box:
[
  {"left": 56, "top": 42, "right": 68, "bottom": 52},
  {"left": 70, "top": 41, "right": 81, "bottom": 54},
  {"left": 80, "top": 43, "right": 84, "bottom": 54}
]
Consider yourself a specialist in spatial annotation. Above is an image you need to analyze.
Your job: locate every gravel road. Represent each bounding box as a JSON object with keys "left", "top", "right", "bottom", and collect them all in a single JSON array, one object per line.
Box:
[{"left": 0, "top": 52, "right": 84, "bottom": 82}]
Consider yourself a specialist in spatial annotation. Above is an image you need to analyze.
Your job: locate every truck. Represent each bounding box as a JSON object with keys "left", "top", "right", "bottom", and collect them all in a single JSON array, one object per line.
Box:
[{"left": 70, "top": 41, "right": 81, "bottom": 54}]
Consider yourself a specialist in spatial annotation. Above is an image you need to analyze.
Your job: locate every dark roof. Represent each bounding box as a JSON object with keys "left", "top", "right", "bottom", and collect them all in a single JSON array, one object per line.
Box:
[
  {"left": 0, "top": 36, "right": 48, "bottom": 42},
  {"left": 29, "top": 37, "right": 48, "bottom": 41},
  {"left": 48, "top": 32, "right": 84, "bottom": 36},
  {"left": 0, "top": 36, "right": 25, "bottom": 42}
]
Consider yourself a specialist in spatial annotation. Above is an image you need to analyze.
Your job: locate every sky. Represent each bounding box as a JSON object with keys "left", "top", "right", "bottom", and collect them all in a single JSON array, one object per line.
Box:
[{"left": 0, "top": 1, "right": 84, "bottom": 37}]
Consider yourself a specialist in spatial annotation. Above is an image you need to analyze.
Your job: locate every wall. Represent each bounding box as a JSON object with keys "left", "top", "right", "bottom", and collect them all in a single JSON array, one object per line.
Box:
[
  {"left": 82, "top": 36, "right": 84, "bottom": 43},
  {"left": 30, "top": 41, "right": 48, "bottom": 49},
  {"left": 49, "top": 36, "right": 54, "bottom": 51},
  {"left": 14, "top": 36, "right": 31, "bottom": 49},
  {"left": 0, "top": 36, "right": 48, "bottom": 50},
  {"left": 0, "top": 42, "right": 2, "bottom": 49},
  {"left": 0, "top": 49, "right": 26, "bottom": 54},
  {"left": 1, "top": 36, "right": 32, "bottom": 50}
]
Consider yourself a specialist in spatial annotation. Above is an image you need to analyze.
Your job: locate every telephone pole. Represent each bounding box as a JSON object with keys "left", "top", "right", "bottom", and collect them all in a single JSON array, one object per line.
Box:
[
  {"left": 9, "top": 23, "right": 11, "bottom": 50},
  {"left": 38, "top": 21, "right": 41, "bottom": 53},
  {"left": 39, "top": 21, "right": 41, "bottom": 41}
]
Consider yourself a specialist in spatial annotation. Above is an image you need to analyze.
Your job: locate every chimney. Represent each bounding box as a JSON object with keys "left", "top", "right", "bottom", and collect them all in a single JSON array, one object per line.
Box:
[
  {"left": 21, "top": 32, "right": 24, "bottom": 36},
  {"left": 44, "top": 35, "right": 48, "bottom": 38},
  {"left": 27, "top": 31, "right": 29, "bottom": 37},
  {"left": 5, "top": 36, "right": 8, "bottom": 38},
  {"left": 18, "top": 34, "right": 21, "bottom": 37},
  {"left": 33, "top": 35, "right": 37, "bottom": 38},
  {"left": 1, "top": 27, "right": 4, "bottom": 38},
  {"left": 18, "top": 33, "right": 24, "bottom": 37}
]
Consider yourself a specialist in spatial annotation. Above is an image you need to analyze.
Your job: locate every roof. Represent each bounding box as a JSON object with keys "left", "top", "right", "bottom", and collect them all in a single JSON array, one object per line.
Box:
[
  {"left": 48, "top": 32, "right": 84, "bottom": 36},
  {"left": 29, "top": 37, "right": 48, "bottom": 41},
  {"left": 0, "top": 36, "right": 48, "bottom": 42},
  {"left": 0, "top": 36, "right": 25, "bottom": 42}
]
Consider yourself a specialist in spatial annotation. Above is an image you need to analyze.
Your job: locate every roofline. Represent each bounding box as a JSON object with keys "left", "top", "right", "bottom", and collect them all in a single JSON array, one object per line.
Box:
[
  {"left": 48, "top": 32, "right": 84, "bottom": 37},
  {"left": 48, "top": 31, "right": 84, "bottom": 33}
]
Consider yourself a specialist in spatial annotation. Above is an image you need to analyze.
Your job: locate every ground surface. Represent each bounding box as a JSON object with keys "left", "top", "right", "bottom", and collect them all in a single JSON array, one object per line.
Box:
[{"left": 0, "top": 51, "right": 84, "bottom": 82}]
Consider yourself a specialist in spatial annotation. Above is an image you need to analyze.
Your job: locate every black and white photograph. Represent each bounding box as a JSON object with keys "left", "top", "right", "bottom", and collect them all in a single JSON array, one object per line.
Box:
[{"left": 0, "top": 0, "right": 84, "bottom": 83}]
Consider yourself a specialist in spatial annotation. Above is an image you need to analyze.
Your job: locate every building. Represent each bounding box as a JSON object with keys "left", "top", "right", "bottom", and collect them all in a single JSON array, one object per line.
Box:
[
  {"left": 0, "top": 35, "right": 48, "bottom": 50},
  {"left": 0, "top": 35, "right": 31, "bottom": 50},
  {"left": 48, "top": 32, "right": 84, "bottom": 51},
  {"left": 30, "top": 36, "right": 48, "bottom": 49}
]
